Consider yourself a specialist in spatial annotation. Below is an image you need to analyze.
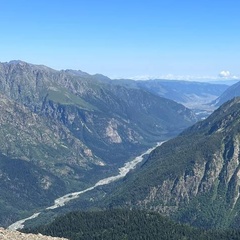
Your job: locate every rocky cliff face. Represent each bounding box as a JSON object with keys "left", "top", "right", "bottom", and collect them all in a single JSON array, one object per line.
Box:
[
  {"left": 100, "top": 97, "right": 240, "bottom": 228},
  {"left": 0, "top": 93, "right": 98, "bottom": 166}
]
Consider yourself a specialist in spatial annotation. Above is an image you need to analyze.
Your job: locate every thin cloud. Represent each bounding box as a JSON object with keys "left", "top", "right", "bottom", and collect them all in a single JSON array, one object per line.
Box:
[
  {"left": 115, "top": 72, "right": 240, "bottom": 82},
  {"left": 219, "top": 70, "right": 231, "bottom": 78},
  {"left": 127, "top": 74, "right": 221, "bottom": 81}
]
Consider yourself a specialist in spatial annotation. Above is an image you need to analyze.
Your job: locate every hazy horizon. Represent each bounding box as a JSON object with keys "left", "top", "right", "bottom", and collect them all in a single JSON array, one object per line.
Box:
[{"left": 1, "top": 0, "right": 239, "bottom": 81}]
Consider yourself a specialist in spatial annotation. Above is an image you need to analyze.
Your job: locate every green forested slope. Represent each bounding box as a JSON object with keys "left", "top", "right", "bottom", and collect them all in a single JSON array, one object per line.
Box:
[{"left": 24, "top": 209, "right": 240, "bottom": 240}]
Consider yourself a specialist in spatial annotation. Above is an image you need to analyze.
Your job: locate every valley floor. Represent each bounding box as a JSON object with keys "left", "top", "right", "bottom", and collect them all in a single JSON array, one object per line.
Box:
[{"left": 8, "top": 142, "right": 162, "bottom": 230}]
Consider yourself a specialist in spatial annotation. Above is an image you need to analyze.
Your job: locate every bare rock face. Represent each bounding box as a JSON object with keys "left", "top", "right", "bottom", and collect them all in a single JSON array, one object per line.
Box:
[
  {"left": 105, "top": 119, "right": 122, "bottom": 143},
  {"left": 0, "top": 228, "right": 68, "bottom": 240},
  {"left": 0, "top": 93, "right": 99, "bottom": 167}
]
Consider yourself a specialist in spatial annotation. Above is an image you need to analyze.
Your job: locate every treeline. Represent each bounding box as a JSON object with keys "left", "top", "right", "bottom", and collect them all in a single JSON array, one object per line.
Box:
[{"left": 23, "top": 209, "right": 240, "bottom": 240}]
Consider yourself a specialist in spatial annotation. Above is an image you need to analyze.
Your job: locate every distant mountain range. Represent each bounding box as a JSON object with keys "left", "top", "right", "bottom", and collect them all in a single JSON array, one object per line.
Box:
[{"left": 111, "top": 78, "right": 228, "bottom": 110}]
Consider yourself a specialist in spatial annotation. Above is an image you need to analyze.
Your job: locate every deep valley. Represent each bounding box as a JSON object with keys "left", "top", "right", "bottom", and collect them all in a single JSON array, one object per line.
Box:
[{"left": 0, "top": 60, "right": 240, "bottom": 239}]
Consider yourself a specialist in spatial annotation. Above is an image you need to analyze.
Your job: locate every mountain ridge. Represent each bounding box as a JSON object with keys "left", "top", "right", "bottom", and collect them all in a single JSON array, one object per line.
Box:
[{"left": 212, "top": 81, "right": 240, "bottom": 106}]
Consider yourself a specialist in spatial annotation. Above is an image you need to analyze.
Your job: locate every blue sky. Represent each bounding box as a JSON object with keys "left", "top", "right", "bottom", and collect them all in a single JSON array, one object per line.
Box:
[{"left": 0, "top": 0, "right": 240, "bottom": 80}]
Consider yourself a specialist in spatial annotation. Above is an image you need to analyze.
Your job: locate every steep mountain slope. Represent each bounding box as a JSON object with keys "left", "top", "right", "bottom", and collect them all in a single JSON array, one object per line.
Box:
[
  {"left": 212, "top": 80, "right": 240, "bottom": 106},
  {"left": 0, "top": 94, "right": 99, "bottom": 226},
  {"left": 0, "top": 94, "right": 98, "bottom": 168},
  {"left": 0, "top": 154, "right": 66, "bottom": 227},
  {"left": 0, "top": 61, "right": 197, "bottom": 226},
  {"left": 94, "top": 97, "right": 240, "bottom": 229}
]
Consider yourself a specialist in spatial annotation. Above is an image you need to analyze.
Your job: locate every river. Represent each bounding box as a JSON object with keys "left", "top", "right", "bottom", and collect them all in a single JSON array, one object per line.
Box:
[{"left": 8, "top": 142, "right": 163, "bottom": 230}]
